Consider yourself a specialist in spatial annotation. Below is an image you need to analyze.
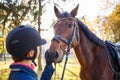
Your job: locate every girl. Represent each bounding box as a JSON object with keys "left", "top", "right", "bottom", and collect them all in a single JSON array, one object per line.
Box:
[{"left": 6, "top": 25, "right": 54, "bottom": 80}]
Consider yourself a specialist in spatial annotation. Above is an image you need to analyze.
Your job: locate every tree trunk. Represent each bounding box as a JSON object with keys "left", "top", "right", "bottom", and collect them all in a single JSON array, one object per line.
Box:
[{"left": 38, "top": 0, "right": 42, "bottom": 72}]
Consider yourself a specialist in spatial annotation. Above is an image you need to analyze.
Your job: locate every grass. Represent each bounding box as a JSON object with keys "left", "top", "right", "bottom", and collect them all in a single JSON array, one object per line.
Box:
[
  {"left": 41, "top": 56, "right": 81, "bottom": 80},
  {"left": 0, "top": 58, "right": 11, "bottom": 80},
  {"left": 52, "top": 64, "right": 80, "bottom": 80},
  {"left": 0, "top": 57, "right": 81, "bottom": 80}
]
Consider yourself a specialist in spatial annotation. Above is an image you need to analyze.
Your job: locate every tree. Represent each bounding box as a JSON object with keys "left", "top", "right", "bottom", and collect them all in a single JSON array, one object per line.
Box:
[
  {"left": 0, "top": 0, "right": 44, "bottom": 71},
  {"left": 92, "top": 0, "right": 120, "bottom": 43},
  {"left": 0, "top": 0, "right": 37, "bottom": 29},
  {"left": 102, "top": 4, "right": 120, "bottom": 42},
  {"left": 38, "top": 0, "right": 42, "bottom": 72}
]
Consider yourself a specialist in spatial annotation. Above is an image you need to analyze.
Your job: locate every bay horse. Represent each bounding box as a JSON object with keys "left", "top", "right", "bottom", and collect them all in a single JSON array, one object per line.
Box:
[{"left": 47, "top": 4, "right": 116, "bottom": 80}]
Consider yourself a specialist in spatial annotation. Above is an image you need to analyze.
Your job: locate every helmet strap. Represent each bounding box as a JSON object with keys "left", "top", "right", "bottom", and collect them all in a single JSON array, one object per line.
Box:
[
  {"left": 32, "top": 47, "right": 37, "bottom": 66},
  {"left": 17, "top": 47, "right": 38, "bottom": 66}
]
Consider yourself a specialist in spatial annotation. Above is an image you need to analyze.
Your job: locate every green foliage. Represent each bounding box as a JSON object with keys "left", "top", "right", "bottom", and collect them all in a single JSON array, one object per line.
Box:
[
  {"left": 0, "top": 0, "right": 42, "bottom": 55},
  {"left": 0, "top": 0, "right": 39, "bottom": 29},
  {"left": 33, "top": 10, "right": 42, "bottom": 21}
]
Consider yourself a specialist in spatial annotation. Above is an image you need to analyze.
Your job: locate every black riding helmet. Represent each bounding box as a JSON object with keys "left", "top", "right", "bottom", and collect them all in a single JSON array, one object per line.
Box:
[{"left": 6, "top": 25, "right": 46, "bottom": 60}]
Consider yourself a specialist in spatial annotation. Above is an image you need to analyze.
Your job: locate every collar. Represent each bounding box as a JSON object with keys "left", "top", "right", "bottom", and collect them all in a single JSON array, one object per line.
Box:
[{"left": 12, "top": 62, "right": 35, "bottom": 70}]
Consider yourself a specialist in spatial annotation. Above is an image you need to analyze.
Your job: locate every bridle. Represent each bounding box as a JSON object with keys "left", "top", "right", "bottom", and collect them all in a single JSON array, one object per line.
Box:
[{"left": 52, "top": 17, "right": 80, "bottom": 80}]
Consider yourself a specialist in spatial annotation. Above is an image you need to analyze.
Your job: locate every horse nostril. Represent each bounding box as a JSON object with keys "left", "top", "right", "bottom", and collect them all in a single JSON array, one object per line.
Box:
[{"left": 55, "top": 51, "right": 59, "bottom": 58}]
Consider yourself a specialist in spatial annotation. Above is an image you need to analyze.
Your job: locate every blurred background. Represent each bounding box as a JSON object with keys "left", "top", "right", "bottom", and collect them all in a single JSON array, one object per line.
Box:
[{"left": 0, "top": 0, "right": 120, "bottom": 80}]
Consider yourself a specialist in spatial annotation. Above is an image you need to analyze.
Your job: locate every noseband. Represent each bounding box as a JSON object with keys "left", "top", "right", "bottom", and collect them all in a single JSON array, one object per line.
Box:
[{"left": 52, "top": 17, "right": 80, "bottom": 80}]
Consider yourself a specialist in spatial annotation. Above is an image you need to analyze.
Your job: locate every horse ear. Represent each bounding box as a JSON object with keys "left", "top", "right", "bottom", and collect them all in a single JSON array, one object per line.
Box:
[
  {"left": 70, "top": 4, "right": 79, "bottom": 17},
  {"left": 54, "top": 6, "right": 61, "bottom": 19}
]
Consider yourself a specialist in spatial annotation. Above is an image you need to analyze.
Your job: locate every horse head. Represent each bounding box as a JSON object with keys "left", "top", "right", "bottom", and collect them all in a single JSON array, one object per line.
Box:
[{"left": 47, "top": 4, "right": 80, "bottom": 63}]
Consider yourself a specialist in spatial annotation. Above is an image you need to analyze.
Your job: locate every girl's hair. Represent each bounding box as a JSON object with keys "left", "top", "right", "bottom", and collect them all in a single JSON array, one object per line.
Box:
[{"left": 12, "top": 55, "right": 23, "bottom": 62}]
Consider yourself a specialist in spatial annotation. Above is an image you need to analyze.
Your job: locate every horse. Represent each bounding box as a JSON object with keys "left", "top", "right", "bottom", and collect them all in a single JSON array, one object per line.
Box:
[{"left": 46, "top": 4, "right": 116, "bottom": 80}]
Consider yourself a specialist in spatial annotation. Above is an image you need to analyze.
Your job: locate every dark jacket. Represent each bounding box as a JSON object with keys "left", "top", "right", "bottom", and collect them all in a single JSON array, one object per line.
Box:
[{"left": 8, "top": 64, "right": 54, "bottom": 80}]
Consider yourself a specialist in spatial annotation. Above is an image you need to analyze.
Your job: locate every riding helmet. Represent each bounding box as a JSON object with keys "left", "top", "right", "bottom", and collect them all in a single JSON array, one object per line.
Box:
[{"left": 6, "top": 25, "right": 46, "bottom": 59}]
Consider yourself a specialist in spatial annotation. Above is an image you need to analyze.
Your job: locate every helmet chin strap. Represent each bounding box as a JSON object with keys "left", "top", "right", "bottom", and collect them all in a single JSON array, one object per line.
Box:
[
  {"left": 18, "top": 47, "right": 38, "bottom": 66},
  {"left": 32, "top": 48, "right": 37, "bottom": 66},
  {"left": 32, "top": 60, "right": 37, "bottom": 66}
]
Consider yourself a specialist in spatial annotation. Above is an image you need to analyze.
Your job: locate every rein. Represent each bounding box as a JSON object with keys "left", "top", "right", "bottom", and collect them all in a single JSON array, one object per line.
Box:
[{"left": 52, "top": 18, "right": 79, "bottom": 80}]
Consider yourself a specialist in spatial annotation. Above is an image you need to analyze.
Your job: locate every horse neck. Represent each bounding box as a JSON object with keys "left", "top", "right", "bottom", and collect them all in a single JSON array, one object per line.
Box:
[
  {"left": 73, "top": 28, "right": 114, "bottom": 80},
  {"left": 73, "top": 28, "right": 103, "bottom": 68},
  {"left": 72, "top": 20, "right": 114, "bottom": 79}
]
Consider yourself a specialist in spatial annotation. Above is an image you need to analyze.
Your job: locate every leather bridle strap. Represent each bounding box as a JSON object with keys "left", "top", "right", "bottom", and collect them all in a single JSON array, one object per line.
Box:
[
  {"left": 60, "top": 22, "right": 77, "bottom": 80},
  {"left": 53, "top": 35, "right": 69, "bottom": 45}
]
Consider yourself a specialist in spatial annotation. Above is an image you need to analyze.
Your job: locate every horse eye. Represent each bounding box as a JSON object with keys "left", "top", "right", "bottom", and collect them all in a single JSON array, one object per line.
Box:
[{"left": 69, "top": 24, "right": 72, "bottom": 28}]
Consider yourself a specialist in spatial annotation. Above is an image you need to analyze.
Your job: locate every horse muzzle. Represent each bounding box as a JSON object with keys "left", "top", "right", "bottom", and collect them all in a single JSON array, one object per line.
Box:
[{"left": 47, "top": 49, "right": 64, "bottom": 63}]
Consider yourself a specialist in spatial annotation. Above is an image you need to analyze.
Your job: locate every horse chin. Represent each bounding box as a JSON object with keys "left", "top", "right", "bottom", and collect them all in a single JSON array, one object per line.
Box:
[
  {"left": 54, "top": 51, "right": 64, "bottom": 63},
  {"left": 54, "top": 58, "right": 63, "bottom": 63}
]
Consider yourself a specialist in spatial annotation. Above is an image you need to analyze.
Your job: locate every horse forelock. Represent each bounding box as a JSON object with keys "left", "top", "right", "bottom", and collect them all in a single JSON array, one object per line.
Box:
[
  {"left": 77, "top": 19, "right": 105, "bottom": 47},
  {"left": 59, "top": 12, "right": 72, "bottom": 18}
]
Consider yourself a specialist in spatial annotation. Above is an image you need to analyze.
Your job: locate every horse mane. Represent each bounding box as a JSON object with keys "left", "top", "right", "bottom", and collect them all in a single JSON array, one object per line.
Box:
[
  {"left": 59, "top": 12, "right": 72, "bottom": 18},
  {"left": 77, "top": 19, "right": 105, "bottom": 47}
]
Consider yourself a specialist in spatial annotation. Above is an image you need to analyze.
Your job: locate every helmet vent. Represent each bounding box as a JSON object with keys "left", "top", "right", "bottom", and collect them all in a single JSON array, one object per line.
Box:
[{"left": 11, "top": 40, "right": 19, "bottom": 44}]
